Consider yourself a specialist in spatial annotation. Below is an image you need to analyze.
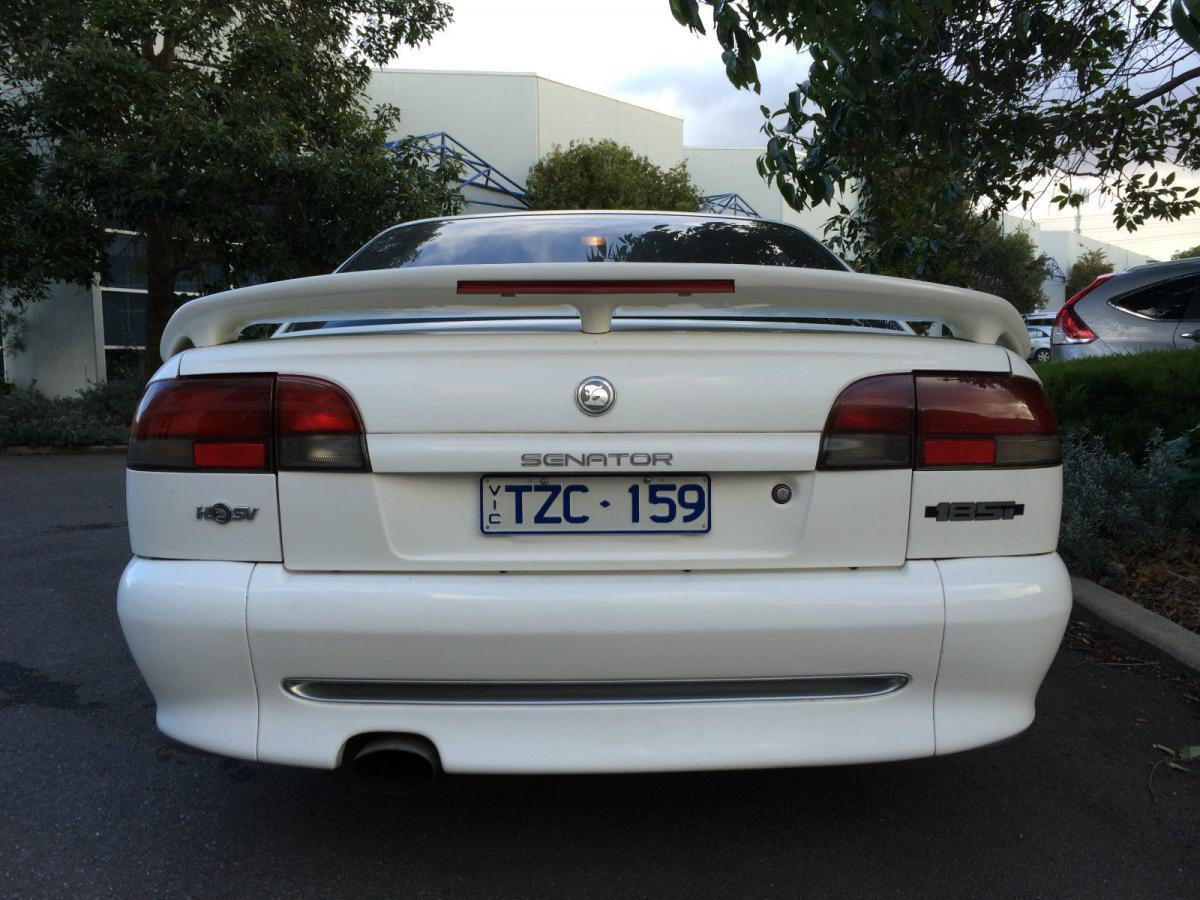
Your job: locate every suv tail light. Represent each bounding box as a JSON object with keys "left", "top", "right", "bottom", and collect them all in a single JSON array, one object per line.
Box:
[
  {"left": 129, "top": 375, "right": 370, "bottom": 472},
  {"left": 819, "top": 373, "right": 1060, "bottom": 470},
  {"left": 1052, "top": 274, "right": 1111, "bottom": 345}
]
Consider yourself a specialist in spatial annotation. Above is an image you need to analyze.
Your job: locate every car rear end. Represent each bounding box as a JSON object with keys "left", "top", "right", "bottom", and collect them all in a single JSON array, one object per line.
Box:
[
  {"left": 118, "top": 217, "right": 1070, "bottom": 774},
  {"left": 1052, "top": 259, "right": 1200, "bottom": 360}
]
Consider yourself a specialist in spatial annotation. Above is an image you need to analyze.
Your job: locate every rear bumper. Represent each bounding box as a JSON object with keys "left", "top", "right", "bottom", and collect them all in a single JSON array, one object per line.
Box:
[{"left": 117, "top": 555, "right": 1071, "bottom": 773}]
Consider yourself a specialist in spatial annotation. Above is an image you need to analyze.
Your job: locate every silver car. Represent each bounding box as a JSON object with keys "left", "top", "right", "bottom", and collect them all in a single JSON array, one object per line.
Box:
[
  {"left": 1027, "top": 325, "right": 1051, "bottom": 363},
  {"left": 1052, "top": 257, "right": 1200, "bottom": 359}
]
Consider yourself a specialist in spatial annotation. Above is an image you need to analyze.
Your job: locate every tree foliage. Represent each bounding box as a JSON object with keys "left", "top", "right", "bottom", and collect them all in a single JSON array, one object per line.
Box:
[
  {"left": 1172, "top": 241, "right": 1200, "bottom": 258},
  {"left": 882, "top": 215, "right": 1048, "bottom": 314},
  {"left": 1176, "top": 0, "right": 1200, "bottom": 52},
  {"left": 1065, "top": 248, "right": 1115, "bottom": 296},
  {"left": 838, "top": 163, "right": 1049, "bottom": 311},
  {"left": 525, "top": 140, "right": 704, "bottom": 212},
  {"left": 1, "top": 0, "right": 462, "bottom": 377},
  {"left": 670, "top": 1, "right": 1200, "bottom": 270}
]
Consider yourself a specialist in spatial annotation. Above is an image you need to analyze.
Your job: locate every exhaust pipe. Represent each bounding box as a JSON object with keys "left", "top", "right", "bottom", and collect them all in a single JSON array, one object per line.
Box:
[{"left": 347, "top": 734, "right": 441, "bottom": 789}]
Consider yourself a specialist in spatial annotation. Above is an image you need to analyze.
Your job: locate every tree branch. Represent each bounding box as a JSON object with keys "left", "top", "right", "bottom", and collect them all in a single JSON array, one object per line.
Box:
[{"left": 1131, "top": 65, "right": 1200, "bottom": 108}]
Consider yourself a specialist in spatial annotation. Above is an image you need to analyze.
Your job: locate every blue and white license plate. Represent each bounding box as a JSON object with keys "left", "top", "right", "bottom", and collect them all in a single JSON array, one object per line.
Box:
[{"left": 480, "top": 474, "right": 711, "bottom": 535}]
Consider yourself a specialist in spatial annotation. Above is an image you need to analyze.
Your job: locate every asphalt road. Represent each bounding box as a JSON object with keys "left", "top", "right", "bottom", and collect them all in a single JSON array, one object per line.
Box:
[{"left": 2, "top": 454, "right": 1199, "bottom": 898}]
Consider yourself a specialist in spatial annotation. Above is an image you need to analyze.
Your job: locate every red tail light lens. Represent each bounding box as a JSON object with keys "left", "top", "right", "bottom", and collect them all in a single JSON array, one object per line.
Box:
[
  {"left": 1052, "top": 274, "right": 1110, "bottom": 345},
  {"left": 818, "top": 374, "right": 914, "bottom": 469},
  {"left": 819, "top": 372, "right": 1060, "bottom": 470},
  {"left": 129, "top": 375, "right": 274, "bottom": 471},
  {"left": 276, "top": 375, "right": 368, "bottom": 471},
  {"left": 129, "top": 375, "right": 369, "bottom": 472},
  {"left": 916, "top": 374, "right": 1060, "bottom": 468}
]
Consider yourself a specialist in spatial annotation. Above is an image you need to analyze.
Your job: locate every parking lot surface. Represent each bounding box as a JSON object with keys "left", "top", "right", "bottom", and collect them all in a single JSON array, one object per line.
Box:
[{"left": 2, "top": 454, "right": 1199, "bottom": 898}]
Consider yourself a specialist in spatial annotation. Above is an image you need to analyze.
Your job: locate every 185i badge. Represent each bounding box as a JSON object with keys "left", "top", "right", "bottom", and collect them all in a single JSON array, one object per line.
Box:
[
  {"left": 196, "top": 503, "right": 259, "bottom": 525},
  {"left": 925, "top": 501, "right": 1024, "bottom": 522}
]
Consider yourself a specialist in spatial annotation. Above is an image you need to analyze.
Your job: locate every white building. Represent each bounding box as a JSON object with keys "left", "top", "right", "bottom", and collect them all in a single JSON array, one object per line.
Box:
[
  {"left": 1002, "top": 214, "right": 1149, "bottom": 311},
  {"left": 3, "top": 68, "right": 1150, "bottom": 395}
]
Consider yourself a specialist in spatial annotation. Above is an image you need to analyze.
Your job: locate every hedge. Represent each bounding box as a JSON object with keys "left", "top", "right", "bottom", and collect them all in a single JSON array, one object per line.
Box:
[
  {"left": 0, "top": 380, "right": 139, "bottom": 448},
  {"left": 1036, "top": 350, "right": 1200, "bottom": 456}
]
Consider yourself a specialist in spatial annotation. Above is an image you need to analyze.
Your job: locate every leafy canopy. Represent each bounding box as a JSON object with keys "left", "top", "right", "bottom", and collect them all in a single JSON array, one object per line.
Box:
[
  {"left": 1172, "top": 242, "right": 1200, "bottom": 259},
  {"left": 670, "top": 1, "right": 1200, "bottom": 267},
  {"left": 880, "top": 213, "right": 1049, "bottom": 314},
  {"left": 526, "top": 140, "right": 704, "bottom": 212},
  {"left": 1, "top": 0, "right": 461, "bottom": 375},
  {"left": 1066, "top": 249, "right": 1115, "bottom": 297},
  {"left": 839, "top": 161, "right": 1049, "bottom": 312}
]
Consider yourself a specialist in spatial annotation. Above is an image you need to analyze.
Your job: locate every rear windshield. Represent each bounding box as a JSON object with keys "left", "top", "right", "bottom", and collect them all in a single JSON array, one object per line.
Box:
[{"left": 339, "top": 214, "right": 846, "bottom": 272}]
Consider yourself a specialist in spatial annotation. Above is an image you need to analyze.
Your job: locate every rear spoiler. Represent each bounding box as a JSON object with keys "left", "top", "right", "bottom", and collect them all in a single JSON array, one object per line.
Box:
[{"left": 160, "top": 262, "right": 1030, "bottom": 360}]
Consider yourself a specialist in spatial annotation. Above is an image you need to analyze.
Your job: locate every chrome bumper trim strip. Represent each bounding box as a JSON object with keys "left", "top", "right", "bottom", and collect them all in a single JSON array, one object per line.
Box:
[{"left": 281, "top": 674, "right": 910, "bottom": 705}]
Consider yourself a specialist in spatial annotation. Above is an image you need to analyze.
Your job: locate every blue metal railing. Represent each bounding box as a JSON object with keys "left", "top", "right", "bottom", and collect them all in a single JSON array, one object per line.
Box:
[
  {"left": 700, "top": 192, "right": 760, "bottom": 217},
  {"left": 390, "top": 132, "right": 531, "bottom": 210}
]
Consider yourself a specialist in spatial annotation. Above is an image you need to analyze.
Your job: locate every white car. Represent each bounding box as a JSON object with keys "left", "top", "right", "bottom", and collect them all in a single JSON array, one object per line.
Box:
[{"left": 118, "top": 211, "right": 1069, "bottom": 780}]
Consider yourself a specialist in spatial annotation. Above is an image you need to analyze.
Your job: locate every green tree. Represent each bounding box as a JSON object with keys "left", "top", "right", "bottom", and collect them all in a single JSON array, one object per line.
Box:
[
  {"left": 882, "top": 215, "right": 1048, "bottom": 314},
  {"left": 526, "top": 140, "right": 704, "bottom": 212},
  {"left": 1172, "top": 242, "right": 1200, "bottom": 259},
  {"left": 1065, "top": 249, "right": 1114, "bottom": 297},
  {"left": 832, "top": 163, "right": 1048, "bottom": 311},
  {"left": 1, "top": 1, "right": 462, "bottom": 378},
  {"left": 670, "top": 1, "right": 1200, "bottom": 269}
]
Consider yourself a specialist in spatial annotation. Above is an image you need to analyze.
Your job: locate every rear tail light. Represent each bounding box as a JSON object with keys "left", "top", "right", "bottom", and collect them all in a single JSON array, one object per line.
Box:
[
  {"left": 276, "top": 376, "right": 368, "bottom": 470},
  {"left": 129, "top": 375, "right": 369, "bottom": 472},
  {"left": 915, "top": 374, "right": 1060, "bottom": 468},
  {"left": 819, "top": 373, "right": 1060, "bottom": 470},
  {"left": 816, "top": 374, "right": 914, "bottom": 469},
  {"left": 1052, "top": 274, "right": 1111, "bottom": 345}
]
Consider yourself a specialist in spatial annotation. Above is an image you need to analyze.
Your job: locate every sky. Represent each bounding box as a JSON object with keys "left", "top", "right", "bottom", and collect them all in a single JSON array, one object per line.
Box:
[{"left": 392, "top": 0, "right": 1200, "bottom": 260}]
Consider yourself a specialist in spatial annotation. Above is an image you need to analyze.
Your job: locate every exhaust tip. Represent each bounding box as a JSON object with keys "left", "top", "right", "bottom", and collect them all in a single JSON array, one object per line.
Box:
[{"left": 345, "top": 733, "right": 441, "bottom": 790}]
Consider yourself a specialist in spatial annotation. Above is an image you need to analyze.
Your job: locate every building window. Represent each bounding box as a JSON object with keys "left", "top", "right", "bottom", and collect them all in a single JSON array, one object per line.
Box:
[{"left": 99, "top": 233, "right": 223, "bottom": 380}]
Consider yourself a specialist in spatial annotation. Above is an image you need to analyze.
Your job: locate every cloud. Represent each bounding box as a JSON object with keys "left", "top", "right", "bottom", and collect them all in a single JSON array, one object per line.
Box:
[
  {"left": 614, "top": 49, "right": 810, "bottom": 146},
  {"left": 394, "top": 0, "right": 809, "bottom": 147}
]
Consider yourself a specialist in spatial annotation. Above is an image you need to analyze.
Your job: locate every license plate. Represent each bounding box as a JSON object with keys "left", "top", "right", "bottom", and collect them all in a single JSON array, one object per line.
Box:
[{"left": 480, "top": 474, "right": 711, "bottom": 535}]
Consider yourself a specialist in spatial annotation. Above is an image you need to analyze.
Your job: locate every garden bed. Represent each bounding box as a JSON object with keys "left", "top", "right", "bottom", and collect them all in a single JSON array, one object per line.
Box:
[{"left": 1106, "top": 536, "right": 1200, "bottom": 637}]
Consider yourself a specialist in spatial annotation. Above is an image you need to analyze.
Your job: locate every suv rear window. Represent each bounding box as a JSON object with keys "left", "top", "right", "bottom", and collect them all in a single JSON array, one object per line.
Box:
[
  {"left": 1110, "top": 274, "right": 1200, "bottom": 320},
  {"left": 339, "top": 214, "right": 846, "bottom": 272}
]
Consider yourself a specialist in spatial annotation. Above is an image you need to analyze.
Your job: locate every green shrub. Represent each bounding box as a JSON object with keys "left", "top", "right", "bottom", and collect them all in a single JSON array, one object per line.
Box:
[
  {"left": 1059, "top": 429, "right": 1200, "bottom": 578},
  {"left": 1038, "top": 350, "right": 1200, "bottom": 456},
  {"left": 0, "top": 380, "right": 139, "bottom": 448},
  {"left": 526, "top": 139, "right": 704, "bottom": 212}
]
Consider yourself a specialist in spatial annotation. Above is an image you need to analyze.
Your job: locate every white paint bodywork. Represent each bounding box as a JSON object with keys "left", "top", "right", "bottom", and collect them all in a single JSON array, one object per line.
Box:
[
  {"left": 118, "top": 553, "right": 1070, "bottom": 771},
  {"left": 118, "top": 264, "right": 1070, "bottom": 773},
  {"left": 175, "top": 329, "right": 1014, "bottom": 433}
]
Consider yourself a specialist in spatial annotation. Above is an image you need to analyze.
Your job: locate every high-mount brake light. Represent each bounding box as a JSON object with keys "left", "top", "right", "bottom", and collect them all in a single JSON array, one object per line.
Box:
[
  {"left": 457, "top": 279, "right": 735, "bottom": 296},
  {"left": 128, "top": 375, "right": 369, "bottom": 473},
  {"left": 819, "top": 373, "right": 1060, "bottom": 471},
  {"left": 1052, "top": 274, "right": 1111, "bottom": 345}
]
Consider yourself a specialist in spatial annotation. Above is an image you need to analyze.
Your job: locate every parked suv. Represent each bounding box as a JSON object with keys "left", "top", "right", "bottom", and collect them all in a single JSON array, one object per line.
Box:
[{"left": 1052, "top": 257, "right": 1200, "bottom": 359}]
